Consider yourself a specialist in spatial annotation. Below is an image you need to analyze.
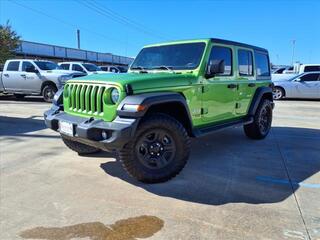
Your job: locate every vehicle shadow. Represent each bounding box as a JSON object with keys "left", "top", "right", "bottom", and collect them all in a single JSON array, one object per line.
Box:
[
  {"left": 0, "top": 115, "right": 58, "bottom": 138},
  {"left": 0, "top": 95, "right": 45, "bottom": 103},
  {"left": 100, "top": 126, "right": 320, "bottom": 205}
]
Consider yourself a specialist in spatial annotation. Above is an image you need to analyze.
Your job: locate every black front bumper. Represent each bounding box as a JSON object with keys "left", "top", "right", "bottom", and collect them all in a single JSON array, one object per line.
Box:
[{"left": 44, "top": 106, "right": 139, "bottom": 151}]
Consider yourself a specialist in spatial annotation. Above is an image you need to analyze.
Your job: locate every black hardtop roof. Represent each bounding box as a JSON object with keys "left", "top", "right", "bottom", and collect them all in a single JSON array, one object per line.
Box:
[{"left": 210, "top": 38, "right": 268, "bottom": 53}]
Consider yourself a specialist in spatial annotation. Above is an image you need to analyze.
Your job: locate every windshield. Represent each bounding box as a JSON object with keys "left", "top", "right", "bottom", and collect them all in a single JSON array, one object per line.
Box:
[
  {"left": 130, "top": 42, "right": 206, "bottom": 71},
  {"left": 83, "top": 63, "right": 101, "bottom": 72},
  {"left": 34, "top": 61, "right": 61, "bottom": 70}
]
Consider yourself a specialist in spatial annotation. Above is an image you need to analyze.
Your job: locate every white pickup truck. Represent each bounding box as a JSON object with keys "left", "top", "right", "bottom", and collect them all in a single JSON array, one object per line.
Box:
[{"left": 0, "top": 59, "right": 86, "bottom": 102}]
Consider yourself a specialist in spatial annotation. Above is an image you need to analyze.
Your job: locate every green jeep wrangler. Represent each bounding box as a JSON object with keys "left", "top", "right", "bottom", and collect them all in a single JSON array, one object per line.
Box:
[{"left": 44, "top": 38, "right": 274, "bottom": 183}]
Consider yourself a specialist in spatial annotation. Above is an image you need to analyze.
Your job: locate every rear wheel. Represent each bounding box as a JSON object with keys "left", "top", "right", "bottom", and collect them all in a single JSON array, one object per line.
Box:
[
  {"left": 273, "top": 87, "right": 284, "bottom": 100},
  {"left": 42, "top": 84, "right": 57, "bottom": 103},
  {"left": 61, "top": 136, "right": 101, "bottom": 155},
  {"left": 118, "top": 114, "right": 190, "bottom": 183},
  {"left": 244, "top": 99, "right": 273, "bottom": 139}
]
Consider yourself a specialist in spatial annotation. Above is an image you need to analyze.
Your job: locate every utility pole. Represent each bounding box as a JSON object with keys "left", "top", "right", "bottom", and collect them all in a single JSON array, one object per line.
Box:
[
  {"left": 291, "top": 39, "right": 296, "bottom": 65},
  {"left": 77, "top": 29, "right": 81, "bottom": 49}
]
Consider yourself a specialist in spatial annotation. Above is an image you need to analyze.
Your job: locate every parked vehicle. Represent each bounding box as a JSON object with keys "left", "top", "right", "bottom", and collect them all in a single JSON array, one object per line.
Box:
[
  {"left": 273, "top": 72, "right": 320, "bottom": 99},
  {"left": 58, "top": 62, "right": 109, "bottom": 75},
  {"left": 100, "top": 65, "right": 120, "bottom": 73},
  {"left": 298, "top": 64, "right": 320, "bottom": 74},
  {"left": 45, "top": 38, "right": 274, "bottom": 183},
  {"left": 0, "top": 59, "right": 86, "bottom": 102},
  {"left": 116, "top": 66, "right": 128, "bottom": 73}
]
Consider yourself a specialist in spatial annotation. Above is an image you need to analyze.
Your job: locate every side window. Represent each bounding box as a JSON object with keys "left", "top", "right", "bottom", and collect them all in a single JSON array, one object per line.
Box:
[
  {"left": 72, "top": 64, "right": 85, "bottom": 72},
  {"left": 300, "top": 73, "right": 320, "bottom": 82},
  {"left": 208, "top": 46, "right": 232, "bottom": 76},
  {"left": 22, "top": 62, "right": 34, "bottom": 72},
  {"left": 238, "top": 49, "right": 253, "bottom": 76},
  {"left": 6, "top": 61, "right": 20, "bottom": 71},
  {"left": 304, "top": 66, "right": 320, "bottom": 72},
  {"left": 255, "top": 52, "right": 270, "bottom": 77},
  {"left": 110, "top": 67, "right": 118, "bottom": 73},
  {"left": 60, "top": 64, "right": 70, "bottom": 70}
]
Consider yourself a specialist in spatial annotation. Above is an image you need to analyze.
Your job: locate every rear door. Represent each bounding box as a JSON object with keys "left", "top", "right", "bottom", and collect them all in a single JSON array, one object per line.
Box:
[
  {"left": 2, "top": 61, "right": 26, "bottom": 92},
  {"left": 201, "top": 45, "right": 237, "bottom": 124},
  {"left": 235, "top": 48, "right": 256, "bottom": 116}
]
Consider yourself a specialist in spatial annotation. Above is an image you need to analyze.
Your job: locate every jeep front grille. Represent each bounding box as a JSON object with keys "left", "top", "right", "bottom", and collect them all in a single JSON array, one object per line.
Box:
[{"left": 65, "top": 83, "right": 106, "bottom": 115}]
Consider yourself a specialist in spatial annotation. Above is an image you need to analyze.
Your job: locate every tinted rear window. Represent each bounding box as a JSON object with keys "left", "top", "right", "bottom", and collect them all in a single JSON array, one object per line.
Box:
[
  {"left": 304, "top": 66, "right": 320, "bottom": 72},
  {"left": 60, "top": 64, "right": 70, "bottom": 70},
  {"left": 7, "top": 61, "right": 20, "bottom": 71},
  {"left": 255, "top": 52, "right": 270, "bottom": 77}
]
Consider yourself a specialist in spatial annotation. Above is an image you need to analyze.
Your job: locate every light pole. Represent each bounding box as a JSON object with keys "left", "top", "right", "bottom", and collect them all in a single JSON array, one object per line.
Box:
[
  {"left": 77, "top": 29, "right": 81, "bottom": 49},
  {"left": 291, "top": 40, "right": 296, "bottom": 65}
]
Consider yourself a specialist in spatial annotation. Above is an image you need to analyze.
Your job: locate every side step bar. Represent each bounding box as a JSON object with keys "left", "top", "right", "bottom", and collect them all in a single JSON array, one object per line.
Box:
[{"left": 193, "top": 117, "right": 253, "bottom": 137}]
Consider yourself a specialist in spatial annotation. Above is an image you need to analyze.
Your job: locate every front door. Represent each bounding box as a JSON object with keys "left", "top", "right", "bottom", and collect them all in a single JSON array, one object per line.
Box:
[
  {"left": 21, "top": 61, "right": 41, "bottom": 93},
  {"left": 201, "top": 45, "right": 237, "bottom": 124},
  {"left": 294, "top": 73, "right": 320, "bottom": 98}
]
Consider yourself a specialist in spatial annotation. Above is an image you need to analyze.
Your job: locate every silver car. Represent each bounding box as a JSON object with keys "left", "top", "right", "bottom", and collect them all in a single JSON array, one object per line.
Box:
[{"left": 273, "top": 72, "right": 320, "bottom": 99}]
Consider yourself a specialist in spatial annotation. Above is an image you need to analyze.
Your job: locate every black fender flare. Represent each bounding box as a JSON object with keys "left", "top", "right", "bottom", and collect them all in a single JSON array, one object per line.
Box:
[
  {"left": 248, "top": 86, "right": 274, "bottom": 116},
  {"left": 117, "top": 91, "right": 193, "bottom": 122}
]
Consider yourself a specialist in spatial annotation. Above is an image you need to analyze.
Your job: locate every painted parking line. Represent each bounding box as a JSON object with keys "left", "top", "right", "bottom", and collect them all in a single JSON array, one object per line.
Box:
[{"left": 256, "top": 176, "right": 320, "bottom": 189}]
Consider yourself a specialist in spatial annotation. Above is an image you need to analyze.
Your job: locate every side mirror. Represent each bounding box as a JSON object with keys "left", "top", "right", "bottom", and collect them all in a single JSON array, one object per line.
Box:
[
  {"left": 26, "top": 65, "right": 39, "bottom": 73},
  {"left": 206, "top": 60, "right": 225, "bottom": 78}
]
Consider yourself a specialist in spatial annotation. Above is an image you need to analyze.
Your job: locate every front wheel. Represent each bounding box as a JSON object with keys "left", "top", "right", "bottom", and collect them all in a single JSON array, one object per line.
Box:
[
  {"left": 118, "top": 114, "right": 191, "bottom": 183},
  {"left": 244, "top": 99, "right": 273, "bottom": 140},
  {"left": 42, "top": 85, "right": 57, "bottom": 103}
]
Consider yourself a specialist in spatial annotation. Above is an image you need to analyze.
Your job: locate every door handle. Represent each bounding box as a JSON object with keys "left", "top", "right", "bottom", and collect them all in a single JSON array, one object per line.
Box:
[
  {"left": 227, "top": 84, "right": 238, "bottom": 89},
  {"left": 4, "top": 74, "right": 9, "bottom": 77},
  {"left": 21, "top": 74, "right": 26, "bottom": 78},
  {"left": 248, "top": 83, "right": 256, "bottom": 87}
]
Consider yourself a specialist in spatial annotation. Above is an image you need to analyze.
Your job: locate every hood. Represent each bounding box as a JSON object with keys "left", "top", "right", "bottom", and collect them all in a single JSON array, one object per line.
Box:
[
  {"left": 67, "top": 72, "right": 196, "bottom": 91},
  {"left": 43, "top": 69, "right": 82, "bottom": 75}
]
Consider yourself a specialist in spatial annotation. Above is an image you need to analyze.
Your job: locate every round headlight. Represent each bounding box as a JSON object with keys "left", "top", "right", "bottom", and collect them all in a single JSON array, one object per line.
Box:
[{"left": 110, "top": 88, "right": 120, "bottom": 104}]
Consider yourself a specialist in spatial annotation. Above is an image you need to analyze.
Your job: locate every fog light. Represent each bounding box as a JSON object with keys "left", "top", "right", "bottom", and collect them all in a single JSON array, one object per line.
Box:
[{"left": 101, "top": 130, "right": 108, "bottom": 140}]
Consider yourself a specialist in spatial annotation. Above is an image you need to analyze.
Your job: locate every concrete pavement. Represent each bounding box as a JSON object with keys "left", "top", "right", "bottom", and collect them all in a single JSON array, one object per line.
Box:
[{"left": 0, "top": 97, "right": 319, "bottom": 240}]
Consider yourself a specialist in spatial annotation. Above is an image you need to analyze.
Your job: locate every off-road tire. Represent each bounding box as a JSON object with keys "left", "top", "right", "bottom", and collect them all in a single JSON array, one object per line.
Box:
[
  {"left": 14, "top": 94, "right": 26, "bottom": 99},
  {"left": 273, "top": 87, "right": 284, "bottom": 100},
  {"left": 118, "top": 113, "right": 191, "bottom": 183},
  {"left": 244, "top": 99, "right": 273, "bottom": 140},
  {"left": 42, "top": 84, "right": 57, "bottom": 103},
  {"left": 61, "top": 136, "right": 101, "bottom": 155}
]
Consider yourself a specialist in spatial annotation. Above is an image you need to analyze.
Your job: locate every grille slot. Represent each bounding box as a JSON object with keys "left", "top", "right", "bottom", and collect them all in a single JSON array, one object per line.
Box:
[{"left": 67, "top": 83, "right": 106, "bottom": 115}]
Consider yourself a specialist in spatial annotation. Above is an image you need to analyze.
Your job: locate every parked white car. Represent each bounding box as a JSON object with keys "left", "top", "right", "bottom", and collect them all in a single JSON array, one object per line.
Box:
[
  {"left": 273, "top": 72, "right": 320, "bottom": 99},
  {"left": 58, "top": 62, "right": 109, "bottom": 75},
  {"left": 0, "top": 59, "right": 85, "bottom": 102}
]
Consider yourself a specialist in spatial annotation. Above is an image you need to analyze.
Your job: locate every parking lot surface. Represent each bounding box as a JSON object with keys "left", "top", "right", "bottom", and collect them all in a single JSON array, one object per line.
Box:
[{"left": 1, "top": 96, "right": 319, "bottom": 240}]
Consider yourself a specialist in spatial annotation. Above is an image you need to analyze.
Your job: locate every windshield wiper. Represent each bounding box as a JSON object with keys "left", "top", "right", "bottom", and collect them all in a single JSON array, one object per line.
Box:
[{"left": 151, "top": 66, "right": 175, "bottom": 73}]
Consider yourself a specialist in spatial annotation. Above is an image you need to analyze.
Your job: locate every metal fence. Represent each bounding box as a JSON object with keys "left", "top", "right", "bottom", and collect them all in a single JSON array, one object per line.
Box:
[{"left": 16, "top": 41, "right": 134, "bottom": 66}]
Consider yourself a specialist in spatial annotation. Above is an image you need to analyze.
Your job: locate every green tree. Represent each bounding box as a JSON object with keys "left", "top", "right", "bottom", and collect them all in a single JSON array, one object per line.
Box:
[{"left": 0, "top": 21, "right": 21, "bottom": 64}]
